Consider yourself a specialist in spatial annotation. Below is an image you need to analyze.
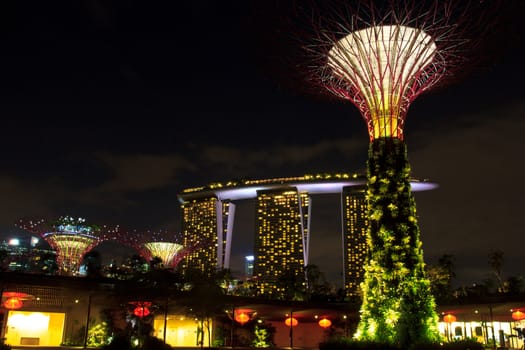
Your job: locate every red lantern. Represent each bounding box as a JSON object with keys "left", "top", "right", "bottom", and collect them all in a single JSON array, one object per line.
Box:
[
  {"left": 133, "top": 305, "right": 150, "bottom": 317},
  {"left": 233, "top": 308, "right": 255, "bottom": 325},
  {"left": 235, "top": 312, "right": 250, "bottom": 325},
  {"left": 443, "top": 314, "right": 456, "bottom": 323},
  {"left": 285, "top": 317, "right": 298, "bottom": 327},
  {"left": 512, "top": 310, "right": 525, "bottom": 321},
  {"left": 2, "top": 292, "right": 33, "bottom": 310},
  {"left": 4, "top": 297, "right": 23, "bottom": 310},
  {"left": 318, "top": 318, "right": 332, "bottom": 328},
  {"left": 131, "top": 301, "right": 152, "bottom": 318}
]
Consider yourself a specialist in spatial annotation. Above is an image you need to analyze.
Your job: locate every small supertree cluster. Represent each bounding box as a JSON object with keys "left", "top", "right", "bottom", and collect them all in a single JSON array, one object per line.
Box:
[{"left": 17, "top": 216, "right": 120, "bottom": 276}]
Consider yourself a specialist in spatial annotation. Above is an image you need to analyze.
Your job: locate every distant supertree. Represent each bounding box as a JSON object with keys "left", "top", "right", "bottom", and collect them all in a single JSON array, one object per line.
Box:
[
  {"left": 266, "top": 0, "right": 511, "bottom": 346},
  {"left": 124, "top": 230, "right": 196, "bottom": 269},
  {"left": 143, "top": 242, "right": 184, "bottom": 267},
  {"left": 17, "top": 216, "right": 120, "bottom": 276}
]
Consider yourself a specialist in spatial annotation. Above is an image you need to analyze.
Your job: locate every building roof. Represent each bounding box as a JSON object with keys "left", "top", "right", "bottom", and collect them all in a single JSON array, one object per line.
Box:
[{"left": 178, "top": 173, "right": 438, "bottom": 202}]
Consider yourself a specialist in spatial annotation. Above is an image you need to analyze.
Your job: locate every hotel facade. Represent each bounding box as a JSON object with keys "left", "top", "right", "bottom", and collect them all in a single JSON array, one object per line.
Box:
[{"left": 177, "top": 173, "right": 436, "bottom": 297}]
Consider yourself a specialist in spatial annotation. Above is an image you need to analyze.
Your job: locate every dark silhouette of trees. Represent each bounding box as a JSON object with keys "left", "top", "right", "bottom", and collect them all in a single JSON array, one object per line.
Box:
[
  {"left": 36, "top": 250, "right": 58, "bottom": 274},
  {"left": 276, "top": 268, "right": 306, "bottom": 301},
  {"left": 488, "top": 249, "right": 505, "bottom": 293},
  {"left": 181, "top": 268, "right": 228, "bottom": 348},
  {"left": 305, "top": 264, "right": 334, "bottom": 301},
  {"left": 426, "top": 254, "right": 456, "bottom": 302},
  {"left": 149, "top": 256, "right": 164, "bottom": 270},
  {"left": 83, "top": 250, "right": 103, "bottom": 278}
]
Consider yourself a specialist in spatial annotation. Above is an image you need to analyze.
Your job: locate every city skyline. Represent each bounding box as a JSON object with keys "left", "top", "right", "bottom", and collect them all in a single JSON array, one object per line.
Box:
[{"left": 0, "top": 1, "right": 523, "bottom": 288}]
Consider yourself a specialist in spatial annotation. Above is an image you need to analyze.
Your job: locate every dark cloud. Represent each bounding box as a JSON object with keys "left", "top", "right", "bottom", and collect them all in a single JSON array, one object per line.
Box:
[
  {"left": 409, "top": 101, "right": 525, "bottom": 285},
  {"left": 198, "top": 138, "right": 367, "bottom": 177},
  {"left": 96, "top": 153, "right": 195, "bottom": 192},
  {"left": 0, "top": 176, "right": 59, "bottom": 224}
]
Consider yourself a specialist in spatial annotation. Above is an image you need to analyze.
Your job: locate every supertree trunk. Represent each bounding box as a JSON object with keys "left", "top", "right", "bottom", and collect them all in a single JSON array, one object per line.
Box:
[{"left": 356, "top": 137, "right": 440, "bottom": 346}]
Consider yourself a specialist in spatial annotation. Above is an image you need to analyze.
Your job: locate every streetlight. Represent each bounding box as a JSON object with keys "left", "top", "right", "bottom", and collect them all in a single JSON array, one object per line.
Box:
[{"left": 285, "top": 311, "right": 298, "bottom": 349}]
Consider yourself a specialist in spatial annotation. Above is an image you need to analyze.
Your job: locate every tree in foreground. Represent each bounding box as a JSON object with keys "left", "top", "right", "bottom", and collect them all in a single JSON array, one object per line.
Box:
[{"left": 258, "top": 0, "right": 514, "bottom": 346}]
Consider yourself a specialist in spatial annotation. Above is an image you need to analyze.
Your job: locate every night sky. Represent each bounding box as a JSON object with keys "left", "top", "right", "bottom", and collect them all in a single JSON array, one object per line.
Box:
[{"left": 0, "top": 1, "right": 523, "bottom": 288}]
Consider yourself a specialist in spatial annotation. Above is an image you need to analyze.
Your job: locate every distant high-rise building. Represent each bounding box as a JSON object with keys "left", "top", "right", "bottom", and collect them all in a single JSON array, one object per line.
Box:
[
  {"left": 244, "top": 255, "right": 254, "bottom": 277},
  {"left": 179, "top": 196, "right": 235, "bottom": 277},
  {"left": 342, "top": 185, "right": 368, "bottom": 298},
  {"left": 254, "top": 187, "right": 310, "bottom": 298}
]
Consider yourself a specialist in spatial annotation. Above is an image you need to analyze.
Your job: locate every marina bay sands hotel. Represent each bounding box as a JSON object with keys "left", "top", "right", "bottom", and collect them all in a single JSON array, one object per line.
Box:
[{"left": 177, "top": 173, "right": 436, "bottom": 298}]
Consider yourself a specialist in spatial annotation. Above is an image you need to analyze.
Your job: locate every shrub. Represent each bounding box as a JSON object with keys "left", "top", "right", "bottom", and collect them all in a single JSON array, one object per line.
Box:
[
  {"left": 319, "top": 337, "right": 484, "bottom": 350},
  {"left": 141, "top": 336, "right": 173, "bottom": 350},
  {"left": 102, "top": 335, "right": 132, "bottom": 350},
  {"left": 443, "top": 339, "right": 483, "bottom": 350},
  {"left": 410, "top": 339, "right": 483, "bottom": 350},
  {"left": 319, "top": 337, "right": 399, "bottom": 350}
]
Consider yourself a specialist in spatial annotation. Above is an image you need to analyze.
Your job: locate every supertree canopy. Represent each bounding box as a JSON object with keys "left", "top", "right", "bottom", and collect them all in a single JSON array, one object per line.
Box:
[
  {"left": 265, "top": 0, "right": 509, "bottom": 346},
  {"left": 143, "top": 242, "right": 184, "bottom": 267},
  {"left": 17, "top": 216, "right": 118, "bottom": 276},
  {"left": 326, "top": 24, "right": 437, "bottom": 140},
  {"left": 124, "top": 229, "right": 192, "bottom": 269}
]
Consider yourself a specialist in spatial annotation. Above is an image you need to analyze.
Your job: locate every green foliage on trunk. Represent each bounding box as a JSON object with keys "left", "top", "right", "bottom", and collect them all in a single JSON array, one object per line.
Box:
[{"left": 355, "top": 138, "right": 440, "bottom": 347}]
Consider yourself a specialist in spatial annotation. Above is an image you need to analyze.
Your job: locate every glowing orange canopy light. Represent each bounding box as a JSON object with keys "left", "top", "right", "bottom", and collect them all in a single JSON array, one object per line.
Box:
[
  {"left": 443, "top": 314, "right": 456, "bottom": 323},
  {"left": 235, "top": 312, "right": 250, "bottom": 325},
  {"left": 285, "top": 317, "right": 298, "bottom": 327},
  {"left": 318, "top": 318, "right": 332, "bottom": 328},
  {"left": 512, "top": 310, "right": 525, "bottom": 321},
  {"left": 4, "top": 297, "right": 23, "bottom": 309}
]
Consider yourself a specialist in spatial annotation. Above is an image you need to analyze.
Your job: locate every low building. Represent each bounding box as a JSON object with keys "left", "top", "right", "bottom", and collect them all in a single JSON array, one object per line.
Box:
[{"left": 0, "top": 272, "right": 523, "bottom": 349}]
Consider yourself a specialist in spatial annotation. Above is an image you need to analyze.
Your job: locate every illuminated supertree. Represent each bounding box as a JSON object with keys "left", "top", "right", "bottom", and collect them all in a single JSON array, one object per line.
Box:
[
  {"left": 267, "top": 0, "right": 511, "bottom": 346},
  {"left": 143, "top": 242, "right": 184, "bottom": 267},
  {"left": 124, "top": 230, "right": 194, "bottom": 269},
  {"left": 17, "top": 216, "right": 119, "bottom": 276}
]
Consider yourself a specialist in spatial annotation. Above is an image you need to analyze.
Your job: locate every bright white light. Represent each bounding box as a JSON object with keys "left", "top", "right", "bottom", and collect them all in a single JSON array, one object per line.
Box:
[
  {"left": 7, "top": 312, "right": 49, "bottom": 331},
  {"left": 8, "top": 238, "right": 19, "bottom": 246},
  {"left": 329, "top": 25, "right": 436, "bottom": 99},
  {"left": 245, "top": 255, "right": 254, "bottom": 261},
  {"left": 7, "top": 313, "right": 25, "bottom": 327},
  {"left": 29, "top": 313, "right": 50, "bottom": 330},
  {"left": 30, "top": 236, "right": 39, "bottom": 247}
]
